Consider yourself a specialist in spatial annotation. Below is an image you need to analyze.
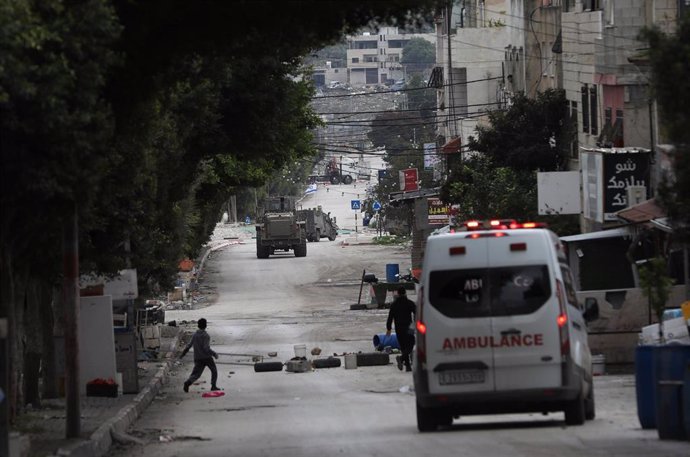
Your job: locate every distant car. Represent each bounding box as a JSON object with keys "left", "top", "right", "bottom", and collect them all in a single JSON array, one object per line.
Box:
[{"left": 390, "top": 81, "right": 405, "bottom": 91}]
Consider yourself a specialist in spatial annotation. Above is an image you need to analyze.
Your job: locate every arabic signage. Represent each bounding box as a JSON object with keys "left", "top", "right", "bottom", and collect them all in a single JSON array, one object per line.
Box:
[
  {"left": 603, "top": 152, "right": 649, "bottom": 220},
  {"left": 581, "top": 150, "right": 650, "bottom": 223},
  {"left": 399, "top": 168, "right": 419, "bottom": 192},
  {"left": 427, "top": 197, "right": 450, "bottom": 225},
  {"left": 423, "top": 143, "right": 440, "bottom": 170}
]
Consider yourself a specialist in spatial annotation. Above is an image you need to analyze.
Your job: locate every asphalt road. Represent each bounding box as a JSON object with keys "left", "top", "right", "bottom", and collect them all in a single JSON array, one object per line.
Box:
[{"left": 107, "top": 184, "right": 689, "bottom": 457}]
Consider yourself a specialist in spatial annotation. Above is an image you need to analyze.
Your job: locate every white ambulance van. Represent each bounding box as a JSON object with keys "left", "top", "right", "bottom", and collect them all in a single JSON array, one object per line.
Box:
[{"left": 413, "top": 220, "right": 599, "bottom": 432}]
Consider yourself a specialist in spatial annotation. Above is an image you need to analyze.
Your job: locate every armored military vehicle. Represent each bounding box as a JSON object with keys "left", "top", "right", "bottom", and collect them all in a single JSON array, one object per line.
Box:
[
  {"left": 297, "top": 206, "right": 338, "bottom": 242},
  {"left": 255, "top": 196, "right": 307, "bottom": 258}
]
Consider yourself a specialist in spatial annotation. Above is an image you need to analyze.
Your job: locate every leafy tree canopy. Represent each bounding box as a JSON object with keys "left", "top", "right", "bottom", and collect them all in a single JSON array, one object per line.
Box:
[
  {"left": 642, "top": 13, "right": 690, "bottom": 242},
  {"left": 401, "top": 37, "right": 435, "bottom": 75},
  {"left": 441, "top": 89, "right": 579, "bottom": 236},
  {"left": 467, "top": 89, "right": 570, "bottom": 172}
]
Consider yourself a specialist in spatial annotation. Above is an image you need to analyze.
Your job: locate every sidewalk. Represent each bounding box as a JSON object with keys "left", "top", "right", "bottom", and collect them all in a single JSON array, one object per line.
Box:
[{"left": 13, "top": 328, "right": 183, "bottom": 457}]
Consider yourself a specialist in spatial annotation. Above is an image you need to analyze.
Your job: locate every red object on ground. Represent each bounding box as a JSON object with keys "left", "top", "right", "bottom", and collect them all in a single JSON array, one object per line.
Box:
[{"left": 201, "top": 391, "right": 225, "bottom": 398}]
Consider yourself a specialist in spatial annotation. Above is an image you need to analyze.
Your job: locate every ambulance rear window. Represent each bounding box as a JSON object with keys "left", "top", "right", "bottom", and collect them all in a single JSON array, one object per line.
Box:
[
  {"left": 428, "top": 266, "right": 551, "bottom": 318},
  {"left": 428, "top": 269, "right": 490, "bottom": 318}
]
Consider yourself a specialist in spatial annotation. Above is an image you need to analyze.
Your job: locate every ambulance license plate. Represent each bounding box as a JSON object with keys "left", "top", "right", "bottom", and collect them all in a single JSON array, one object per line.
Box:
[{"left": 438, "top": 370, "right": 485, "bottom": 385}]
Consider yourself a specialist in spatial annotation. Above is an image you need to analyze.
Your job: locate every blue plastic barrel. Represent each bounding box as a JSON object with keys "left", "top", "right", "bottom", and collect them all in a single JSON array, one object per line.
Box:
[
  {"left": 635, "top": 345, "right": 657, "bottom": 429},
  {"left": 386, "top": 264, "right": 400, "bottom": 283},
  {"left": 683, "top": 362, "right": 690, "bottom": 440},
  {"left": 655, "top": 344, "right": 690, "bottom": 440},
  {"left": 373, "top": 333, "right": 400, "bottom": 350}
]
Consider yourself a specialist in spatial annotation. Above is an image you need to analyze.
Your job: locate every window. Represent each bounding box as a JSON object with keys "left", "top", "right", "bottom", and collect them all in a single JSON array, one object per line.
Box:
[
  {"left": 614, "top": 109, "right": 624, "bottom": 146},
  {"left": 352, "top": 57, "right": 359, "bottom": 64},
  {"left": 560, "top": 264, "right": 581, "bottom": 310},
  {"left": 589, "top": 85, "right": 598, "bottom": 135},
  {"left": 428, "top": 266, "right": 551, "bottom": 318},
  {"left": 581, "top": 86, "right": 590, "bottom": 133},
  {"left": 489, "top": 266, "right": 551, "bottom": 317}
]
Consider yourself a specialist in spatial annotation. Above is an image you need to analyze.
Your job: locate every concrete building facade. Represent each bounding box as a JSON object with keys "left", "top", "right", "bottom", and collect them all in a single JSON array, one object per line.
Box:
[{"left": 346, "top": 27, "right": 435, "bottom": 86}]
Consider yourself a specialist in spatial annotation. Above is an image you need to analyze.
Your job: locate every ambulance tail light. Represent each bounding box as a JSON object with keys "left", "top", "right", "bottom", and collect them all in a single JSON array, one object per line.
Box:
[
  {"left": 416, "top": 287, "right": 427, "bottom": 366},
  {"left": 556, "top": 280, "right": 570, "bottom": 360}
]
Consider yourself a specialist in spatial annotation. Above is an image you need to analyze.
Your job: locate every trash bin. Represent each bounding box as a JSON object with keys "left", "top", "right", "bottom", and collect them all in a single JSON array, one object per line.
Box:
[
  {"left": 373, "top": 333, "right": 400, "bottom": 350},
  {"left": 684, "top": 361, "right": 690, "bottom": 440},
  {"left": 655, "top": 344, "right": 690, "bottom": 440},
  {"left": 386, "top": 264, "right": 400, "bottom": 283},
  {"left": 635, "top": 345, "right": 657, "bottom": 429}
]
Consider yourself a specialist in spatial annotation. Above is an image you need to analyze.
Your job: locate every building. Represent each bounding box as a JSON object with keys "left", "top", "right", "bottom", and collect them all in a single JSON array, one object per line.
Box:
[{"left": 346, "top": 27, "right": 435, "bottom": 86}]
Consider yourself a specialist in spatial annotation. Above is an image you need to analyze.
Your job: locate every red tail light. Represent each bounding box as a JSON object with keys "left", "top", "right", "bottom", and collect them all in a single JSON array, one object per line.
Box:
[
  {"left": 449, "top": 246, "right": 466, "bottom": 256},
  {"left": 416, "top": 321, "right": 427, "bottom": 334},
  {"left": 510, "top": 242, "right": 527, "bottom": 251},
  {"left": 416, "top": 287, "right": 426, "bottom": 365}
]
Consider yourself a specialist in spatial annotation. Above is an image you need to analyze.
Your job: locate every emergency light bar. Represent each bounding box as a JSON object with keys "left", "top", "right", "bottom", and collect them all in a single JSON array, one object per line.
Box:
[{"left": 464, "top": 219, "right": 547, "bottom": 230}]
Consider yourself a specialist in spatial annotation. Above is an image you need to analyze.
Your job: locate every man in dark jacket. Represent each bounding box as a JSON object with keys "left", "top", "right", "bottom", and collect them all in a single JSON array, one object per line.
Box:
[
  {"left": 386, "top": 287, "right": 416, "bottom": 371},
  {"left": 181, "top": 318, "right": 220, "bottom": 392}
]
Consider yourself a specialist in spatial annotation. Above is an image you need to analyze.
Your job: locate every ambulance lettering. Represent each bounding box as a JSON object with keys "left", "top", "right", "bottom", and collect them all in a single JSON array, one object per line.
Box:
[{"left": 442, "top": 334, "right": 544, "bottom": 350}]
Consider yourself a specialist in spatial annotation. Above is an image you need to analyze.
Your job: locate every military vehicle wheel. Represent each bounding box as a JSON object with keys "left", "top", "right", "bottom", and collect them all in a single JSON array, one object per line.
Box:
[
  {"left": 294, "top": 242, "right": 307, "bottom": 257},
  {"left": 328, "top": 233, "right": 336, "bottom": 241},
  {"left": 342, "top": 175, "right": 353, "bottom": 185},
  {"left": 330, "top": 175, "right": 341, "bottom": 185},
  {"left": 256, "top": 234, "right": 269, "bottom": 258}
]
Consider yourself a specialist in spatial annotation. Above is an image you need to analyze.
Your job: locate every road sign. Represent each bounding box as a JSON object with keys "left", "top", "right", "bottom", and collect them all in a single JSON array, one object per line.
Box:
[
  {"left": 351, "top": 200, "right": 361, "bottom": 210},
  {"left": 372, "top": 201, "right": 381, "bottom": 211}
]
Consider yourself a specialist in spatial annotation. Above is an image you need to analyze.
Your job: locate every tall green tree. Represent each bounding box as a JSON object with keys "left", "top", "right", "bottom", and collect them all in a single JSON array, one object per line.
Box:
[
  {"left": 642, "top": 13, "right": 690, "bottom": 242},
  {"left": 401, "top": 37, "right": 435, "bottom": 76},
  {"left": 1, "top": 0, "right": 447, "bottom": 417},
  {"left": 441, "top": 89, "right": 579, "bottom": 234}
]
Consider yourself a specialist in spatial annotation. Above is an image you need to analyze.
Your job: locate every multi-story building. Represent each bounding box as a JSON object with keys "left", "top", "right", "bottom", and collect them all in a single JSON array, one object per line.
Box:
[
  {"left": 346, "top": 27, "right": 434, "bottom": 86},
  {"left": 432, "top": 0, "right": 521, "bottom": 152},
  {"left": 562, "top": 0, "right": 678, "bottom": 231}
]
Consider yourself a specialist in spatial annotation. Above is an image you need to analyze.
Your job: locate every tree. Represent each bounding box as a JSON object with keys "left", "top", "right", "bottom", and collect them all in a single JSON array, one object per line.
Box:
[
  {"left": 441, "top": 89, "right": 579, "bottom": 235},
  {"left": 642, "top": 13, "right": 690, "bottom": 242},
  {"left": 467, "top": 89, "right": 571, "bottom": 172},
  {"left": 1, "top": 0, "right": 447, "bottom": 418},
  {"left": 401, "top": 37, "right": 435, "bottom": 76}
]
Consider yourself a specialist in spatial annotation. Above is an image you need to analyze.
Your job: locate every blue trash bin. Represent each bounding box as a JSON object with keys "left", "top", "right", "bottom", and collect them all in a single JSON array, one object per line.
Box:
[
  {"left": 683, "top": 362, "right": 690, "bottom": 440},
  {"left": 635, "top": 345, "right": 657, "bottom": 429},
  {"left": 655, "top": 344, "right": 690, "bottom": 440},
  {"left": 373, "top": 333, "right": 400, "bottom": 350},
  {"left": 386, "top": 264, "right": 400, "bottom": 283}
]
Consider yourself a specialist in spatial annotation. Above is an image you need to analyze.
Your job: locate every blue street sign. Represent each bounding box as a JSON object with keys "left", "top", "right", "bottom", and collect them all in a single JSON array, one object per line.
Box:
[
  {"left": 372, "top": 201, "right": 382, "bottom": 211},
  {"left": 351, "top": 200, "right": 361, "bottom": 210}
]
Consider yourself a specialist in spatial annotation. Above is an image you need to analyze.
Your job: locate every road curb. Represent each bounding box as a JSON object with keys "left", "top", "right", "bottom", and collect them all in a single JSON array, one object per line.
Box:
[{"left": 54, "top": 328, "right": 182, "bottom": 457}]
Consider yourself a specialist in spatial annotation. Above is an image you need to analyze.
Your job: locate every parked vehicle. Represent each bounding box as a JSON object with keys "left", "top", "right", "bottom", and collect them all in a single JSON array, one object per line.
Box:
[
  {"left": 414, "top": 219, "right": 599, "bottom": 431},
  {"left": 297, "top": 206, "right": 338, "bottom": 242},
  {"left": 308, "top": 157, "right": 355, "bottom": 185},
  {"left": 255, "top": 196, "right": 307, "bottom": 258}
]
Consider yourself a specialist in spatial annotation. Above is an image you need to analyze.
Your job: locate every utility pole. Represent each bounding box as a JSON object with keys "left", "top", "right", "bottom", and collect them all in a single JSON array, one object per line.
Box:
[{"left": 63, "top": 205, "right": 80, "bottom": 438}]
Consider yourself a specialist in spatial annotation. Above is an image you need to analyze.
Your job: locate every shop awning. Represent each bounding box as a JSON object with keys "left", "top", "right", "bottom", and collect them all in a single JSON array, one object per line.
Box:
[
  {"left": 441, "top": 137, "right": 462, "bottom": 154},
  {"left": 616, "top": 198, "right": 665, "bottom": 224}
]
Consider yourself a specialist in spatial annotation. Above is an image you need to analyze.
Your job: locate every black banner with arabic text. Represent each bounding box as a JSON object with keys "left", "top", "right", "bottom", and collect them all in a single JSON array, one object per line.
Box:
[{"left": 603, "top": 152, "right": 650, "bottom": 218}]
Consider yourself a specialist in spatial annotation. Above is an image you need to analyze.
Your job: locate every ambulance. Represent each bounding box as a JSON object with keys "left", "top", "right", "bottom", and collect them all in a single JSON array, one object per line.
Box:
[{"left": 413, "top": 219, "right": 599, "bottom": 431}]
